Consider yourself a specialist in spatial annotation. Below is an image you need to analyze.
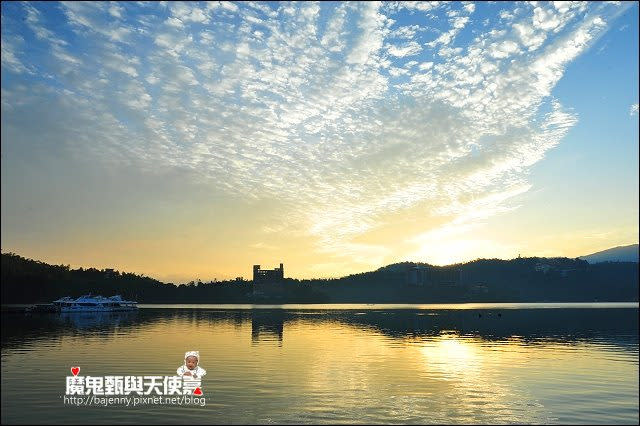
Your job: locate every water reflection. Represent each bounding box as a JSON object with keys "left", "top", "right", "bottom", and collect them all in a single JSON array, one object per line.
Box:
[
  {"left": 251, "top": 310, "right": 284, "bottom": 344},
  {"left": 57, "top": 311, "right": 139, "bottom": 329},
  {"left": 2, "top": 307, "right": 638, "bottom": 350},
  {"left": 1, "top": 306, "right": 638, "bottom": 424}
]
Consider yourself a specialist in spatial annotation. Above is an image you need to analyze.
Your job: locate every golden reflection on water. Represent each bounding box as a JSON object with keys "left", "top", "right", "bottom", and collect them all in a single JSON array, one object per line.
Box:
[{"left": 1, "top": 308, "right": 638, "bottom": 424}]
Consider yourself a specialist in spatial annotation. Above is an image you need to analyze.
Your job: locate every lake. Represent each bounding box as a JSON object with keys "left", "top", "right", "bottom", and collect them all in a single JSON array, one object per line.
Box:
[{"left": 1, "top": 303, "right": 638, "bottom": 424}]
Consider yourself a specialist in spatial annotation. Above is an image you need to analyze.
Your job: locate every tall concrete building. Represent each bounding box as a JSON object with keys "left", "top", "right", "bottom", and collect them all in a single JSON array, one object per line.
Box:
[
  {"left": 252, "top": 263, "right": 285, "bottom": 298},
  {"left": 253, "top": 263, "right": 284, "bottom": 282}
]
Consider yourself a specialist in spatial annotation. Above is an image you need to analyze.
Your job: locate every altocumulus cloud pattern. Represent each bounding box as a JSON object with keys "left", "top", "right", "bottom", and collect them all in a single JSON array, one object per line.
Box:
[{"left": 0, "top": 1, "right": 630, "bottom": 265}]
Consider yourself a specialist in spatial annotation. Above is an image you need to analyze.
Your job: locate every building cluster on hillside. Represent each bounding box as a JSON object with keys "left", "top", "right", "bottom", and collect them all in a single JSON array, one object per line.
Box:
[{"left": 534, "top": 260, "right": 579, "bottom": 277}]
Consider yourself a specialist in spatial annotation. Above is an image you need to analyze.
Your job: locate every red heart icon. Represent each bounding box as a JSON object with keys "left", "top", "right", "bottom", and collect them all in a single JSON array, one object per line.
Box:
[
  {"left": 193, "top": 387, "right": 203, "bottom": 395},
  {"left": 71, "top": 367, "right": 80, "bottom": 376}
]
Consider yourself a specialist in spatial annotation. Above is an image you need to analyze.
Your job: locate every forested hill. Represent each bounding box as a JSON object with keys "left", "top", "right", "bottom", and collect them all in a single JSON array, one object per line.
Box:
[
  {"left": 1, "top": 252, "right": 638, "bottom": 303},
  {"left": 1, "top": 252, "right": 175, "bottom": 303}
]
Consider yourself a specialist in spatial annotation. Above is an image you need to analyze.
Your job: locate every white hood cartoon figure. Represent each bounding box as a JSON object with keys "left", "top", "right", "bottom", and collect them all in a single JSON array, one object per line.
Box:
[{"left": 177, "top": 350, "right": 206, "bottom": 379}]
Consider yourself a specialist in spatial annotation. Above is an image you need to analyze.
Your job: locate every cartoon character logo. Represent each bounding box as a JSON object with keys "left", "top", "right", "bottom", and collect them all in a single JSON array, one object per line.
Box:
[{"left": 177, "top": 350, "right": 206, "bottom": 379}]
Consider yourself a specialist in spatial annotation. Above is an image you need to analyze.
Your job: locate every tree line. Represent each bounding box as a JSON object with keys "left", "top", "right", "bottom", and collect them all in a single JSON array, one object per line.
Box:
[{"left": 1, "top": 252, "right": 637, "bottom": 304}]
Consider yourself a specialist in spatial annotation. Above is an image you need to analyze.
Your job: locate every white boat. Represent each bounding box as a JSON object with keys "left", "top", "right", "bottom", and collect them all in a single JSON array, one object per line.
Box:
[{"left": 52, "top": 294, "right": 138, "bottom": 312}]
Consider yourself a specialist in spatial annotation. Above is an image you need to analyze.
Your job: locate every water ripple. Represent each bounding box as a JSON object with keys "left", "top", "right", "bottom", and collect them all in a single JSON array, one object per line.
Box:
[{"left": 1, "top": 306, "right": 638, "bottom": 424}]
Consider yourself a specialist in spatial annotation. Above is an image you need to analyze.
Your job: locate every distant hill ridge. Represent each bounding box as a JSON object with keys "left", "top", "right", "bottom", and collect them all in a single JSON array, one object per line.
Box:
[
  {"left": 1, "top": 248, "right": 638, "bottom": 303},
  {"left": 579, "top": 244, "right": 638, "bottom": 263}
]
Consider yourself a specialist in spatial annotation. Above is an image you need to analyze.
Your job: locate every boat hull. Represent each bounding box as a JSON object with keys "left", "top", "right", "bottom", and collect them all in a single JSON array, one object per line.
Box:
[{"left": 60, "top": 307, "right": 138, "bottom": 312}]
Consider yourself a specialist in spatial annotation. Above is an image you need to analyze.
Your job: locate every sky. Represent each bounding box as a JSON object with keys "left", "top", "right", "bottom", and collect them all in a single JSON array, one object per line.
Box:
[{"left": 1, "top": 1, "right": 638, "bottom": 283}]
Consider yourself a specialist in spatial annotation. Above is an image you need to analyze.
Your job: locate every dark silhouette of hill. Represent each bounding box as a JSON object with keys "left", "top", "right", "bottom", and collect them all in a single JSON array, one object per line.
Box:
[
  {"left": 579, "top": 244, "right": 638, "bottom": 263},
  {"left": 1, "top": 251, "right": 637, "bottom": 304}
]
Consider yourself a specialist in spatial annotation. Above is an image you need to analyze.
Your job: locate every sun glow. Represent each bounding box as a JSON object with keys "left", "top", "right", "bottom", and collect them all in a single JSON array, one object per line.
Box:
[
  {"left": 419, "top": 334, "right": 482, "bottom": 378},
  {"left": 411, "top": 238, "right": 518, "bottom": 266}
]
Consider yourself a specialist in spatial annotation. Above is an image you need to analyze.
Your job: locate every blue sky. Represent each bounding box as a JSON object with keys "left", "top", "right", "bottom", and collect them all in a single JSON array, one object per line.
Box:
[{"left": 1, "top": 1, "right": 638, "bottom": 282}]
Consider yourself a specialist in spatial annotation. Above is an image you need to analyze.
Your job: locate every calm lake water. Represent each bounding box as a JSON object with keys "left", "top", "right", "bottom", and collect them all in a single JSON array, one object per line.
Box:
[{"left": 2, "top": 303, "right": 638, "bottom": 424}]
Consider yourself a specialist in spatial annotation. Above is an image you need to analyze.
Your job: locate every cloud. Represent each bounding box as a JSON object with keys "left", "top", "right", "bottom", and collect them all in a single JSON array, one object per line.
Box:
[
  {"left": 387, "top": 40, "right": 422, "bottom": 57},
  {"left": 60, "top": 1, "right": 134, "bottom": 43},
  {"left": 489, "top": 39, "right": 520, "bottom": 58},
  {"left": 0, "top": 37, "right": 32, "bottom": 74},
  {"left": 169, "top": 2, "right": 210, "bottom": 24},
  {"left": 631, "top": 103, "right": 639, "bottom": 116},
  {"left": 346, "top": 2, "right": 387, "bottom": 65},
  {"left": 1, "top": 1, "right": 629, "bottom": 269}
]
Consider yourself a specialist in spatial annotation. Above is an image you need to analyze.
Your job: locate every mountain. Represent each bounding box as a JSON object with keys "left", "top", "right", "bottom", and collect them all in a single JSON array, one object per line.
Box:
[
  {"left": 2, "top": 252, "right": 638, "bottom": 303},
  {"left": 579, "top": 244, "right": 639, "bottom": 263}
]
